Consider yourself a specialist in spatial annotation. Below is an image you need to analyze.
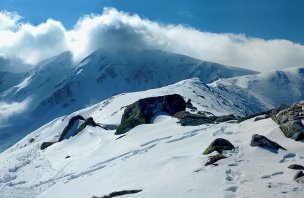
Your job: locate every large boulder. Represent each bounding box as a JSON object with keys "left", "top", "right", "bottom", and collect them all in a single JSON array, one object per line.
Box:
[
  {"left": 173, "top": 111, "right": 213, "bottom": 126},
  {"left": 203, "top": 138, "right": 235, "bottom": 155},
  {"left": 271, "top": 103, "right": 304, "bottom": 141},
  {"left": 115, "top": 94, "right": 186, "bottom": 135},
  {"left": 279, "top": 120, "right": 304, "bottom": 141},
  {"left": 250, "top": 134, "right": 286, "bottom": 152}
]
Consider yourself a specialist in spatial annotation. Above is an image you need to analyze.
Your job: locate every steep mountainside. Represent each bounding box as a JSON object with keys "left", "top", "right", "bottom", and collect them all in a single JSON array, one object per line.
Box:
[{"left": 0, "top": 49, "right": 257, "bottom": 151}]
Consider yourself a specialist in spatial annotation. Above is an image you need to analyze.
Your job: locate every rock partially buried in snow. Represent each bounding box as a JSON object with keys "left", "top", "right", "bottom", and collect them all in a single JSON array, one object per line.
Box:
[
  {"left": 294, "top": 171, "right": 304, "bottom": 183},
  {"left": 40, "top": 115, "right": 101, "bottom": 150},
  {"left": 250, "top": 134, "right": 286, "bottom": 152},
  {"left": 40, "top": 142, "right": 56, "bottom": 150},
  {"left": 115, "top": 94, "right": 186, "bottom": 135},
  {"left": 205, "top": 154, "right": 227, "bottom": 166},
  {"left": 288, "top": 164, "right": 304, "bottom": 170},
  {"left": 92, "top": 189, "right": 142, "bottom": 198},
  {"left": 203, "top": 138, "right": 235, "bottom": 155},
  {"left": 173, "top": 111, "right": 213, "bottom": 126}
]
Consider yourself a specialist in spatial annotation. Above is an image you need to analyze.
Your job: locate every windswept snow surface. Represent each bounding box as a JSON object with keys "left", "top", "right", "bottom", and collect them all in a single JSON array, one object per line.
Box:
[{"left": 0, "top": 80, "right": 303, "bottom": 198}]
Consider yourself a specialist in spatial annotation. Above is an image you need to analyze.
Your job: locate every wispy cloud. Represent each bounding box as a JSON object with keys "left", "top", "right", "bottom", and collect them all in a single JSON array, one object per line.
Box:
[{"left": 0, "top": 8, "right": 304, "bottom": 72}]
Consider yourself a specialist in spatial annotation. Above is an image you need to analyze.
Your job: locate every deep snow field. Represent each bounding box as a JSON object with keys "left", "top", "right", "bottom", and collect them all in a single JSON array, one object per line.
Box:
[{"left": 0, "top": 79, "right": 303, "bottom": 198}]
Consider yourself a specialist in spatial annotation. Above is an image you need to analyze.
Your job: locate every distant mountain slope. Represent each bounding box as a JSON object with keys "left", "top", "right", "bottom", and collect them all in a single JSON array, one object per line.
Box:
[
  {"left": 0, "top": 71, "right": 25, "bottom": 93},
  {"left": 210, "top": 67, "right": 304, "bottom": 108},
  {"left": 0, "top": 49, "right": 257, "bottom": 151}
]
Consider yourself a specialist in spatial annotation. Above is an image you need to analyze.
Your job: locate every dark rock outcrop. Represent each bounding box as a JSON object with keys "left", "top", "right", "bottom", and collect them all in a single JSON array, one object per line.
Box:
[
  {"left": 250, "top": 134, "right": 286, "bottom": 152},
  {"left": 203, "top": 138, "right": 235, "bottom": 155},
  {"left": 58, "top": 115, "right": 86, "bottom": 142},
  {"left": 40, "top": 142, "right": 56, "bottom": 150},
  {"left": 173, "top": 111, "right": 213, "bottom": 126},
  {"left": 41, "top": 115, "right": 100, "bottom": 150},
  {"left": 288, "top": 164, "right": 304, "bottom": 170},
  {"left": 205, "top": 154, "right": 227, "bottom": 166},
  {"left": 115, "top": 94, "right": 186, "bottom": 135},
  {"left": 294, "top": 171, "right": 304, "bottom": 183},
  {"left": 92, "top": 189, "right": 142, "bottom": 198}
]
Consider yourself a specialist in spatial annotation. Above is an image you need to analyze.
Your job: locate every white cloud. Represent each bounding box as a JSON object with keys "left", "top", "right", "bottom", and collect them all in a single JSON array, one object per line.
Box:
[
  {"left": 0, "top": 8, "right": 304, "bottom": 72},
  {"left": 0, "top": 10, "right": 21, "bottom": 30}
]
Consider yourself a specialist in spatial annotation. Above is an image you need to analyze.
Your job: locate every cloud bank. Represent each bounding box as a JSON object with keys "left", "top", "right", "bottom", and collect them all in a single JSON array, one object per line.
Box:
[{"left": 0, "top": 8, "right": 304, "bottom": 72}]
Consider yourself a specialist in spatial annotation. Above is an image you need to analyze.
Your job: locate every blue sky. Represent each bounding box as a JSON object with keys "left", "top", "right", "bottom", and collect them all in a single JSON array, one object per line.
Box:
[
  {"left": 1, "top": 0, "right": 303, "bottom": 44},
  {"left": 0, "top": 0, "right": 304, "bottom": 72}
]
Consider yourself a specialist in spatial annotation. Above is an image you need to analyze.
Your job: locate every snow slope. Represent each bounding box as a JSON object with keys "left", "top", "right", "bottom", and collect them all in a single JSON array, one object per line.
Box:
[
  {"left": 0, "top": 49, "right": 257, "bottom": 151},
  {"left": 0, "top": 79, "right": 303, "bottom": 198},
  {"left": 210, "top": 67, "right": 304, "bottom": 108},
  {"left": 0, "top": 71, "right": 25, "bottom": 93}
]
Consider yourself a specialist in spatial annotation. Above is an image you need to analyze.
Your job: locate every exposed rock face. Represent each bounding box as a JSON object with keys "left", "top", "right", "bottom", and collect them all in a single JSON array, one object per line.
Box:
[
  {"left": 205, "top": 154, "right": 227, "bottom": 166},
  {"left": 41, "top": 115, "right": 100, "bottom": 150},
  {"left": 116, "top": 94, "right": 186, "bottom": 135},
  {"left": 40, "top": 142, "right": 56, "bottom": 150},
  {"left": 250, "top": 134, "right": 286, "bottom": 152},
  {"left": 271, "top": 103, "right": 304, "bottom": 141},
  {"left": 203, "top": 138, "right": 235, "bottom": 155},
  {"left": 173, "top": 111, "right": 213, "bottom": 126},
  {"left": 58, "top": 115, "right": 86, "bottom": 142},
  {"left": 294, "top": 171, "right": 304, "bottom": 183},
  {"left": 214, "top": 115, "right": 237, "bottom": 123},
  {"left": 288, "top": 164, "right": 304, "bottom": 170}
]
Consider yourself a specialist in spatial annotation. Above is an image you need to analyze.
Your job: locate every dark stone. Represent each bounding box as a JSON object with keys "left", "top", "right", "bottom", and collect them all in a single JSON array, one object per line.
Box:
[
  {"left": 288, "top": 164, "right": 304, "bottom": 170},
  {"left": 41, "top": 115, "right": 101, "bottom": 150},
  {"left": 215, "top": 114, "right": 236, "bottom": 123},
  {"left": 86, "top": 117, "right": 100, "bottom": 127},
  {"left": 28, "top": 138, "right": 35, "bottom": 143},
  {"left": 59, "top": 115, "right": 86, "bottom": 142},
  {"left": 92, "top": 189, "right": 142, "bottom": 198},
  {"left": 203, "top": 138, "right": 235, "bottom": 155},
  {"left": 186, "top": 99, "right": 197, "bottom": 111},
  {"left": 294, "top": 171, "right": 304, "bottom": 183},
  {"left": 250, "top": 134, "right": 286, "bottom": 152},
  {"left": 205, "top": 154, "right": 227, "bottom": 166},
  {"left": 173, "top": 111, "right": 213, "bottom": 126},
  {"left": 40, "top": 142, "right": 57, "bottom": 150},
  {"left": 115, "top": 94, "right": 186, "bottom": 135},
  {"left": 65, "top": 156, "right": 70, "bottom": 159}
]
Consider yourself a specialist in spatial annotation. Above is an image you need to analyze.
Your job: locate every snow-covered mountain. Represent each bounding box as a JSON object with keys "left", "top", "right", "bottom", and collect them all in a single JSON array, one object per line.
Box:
[
  {"left": 0, "top": 49, "right": 257, "bottom": 151},
  {"left": 0, "top": 71, "right": 25, "bottom": 93},
  {"left": 0, "top": 78, "right": 303, "bottom": 198},
  {"left": 210, "top": 67, "right": 304, "bottom": 108}
]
